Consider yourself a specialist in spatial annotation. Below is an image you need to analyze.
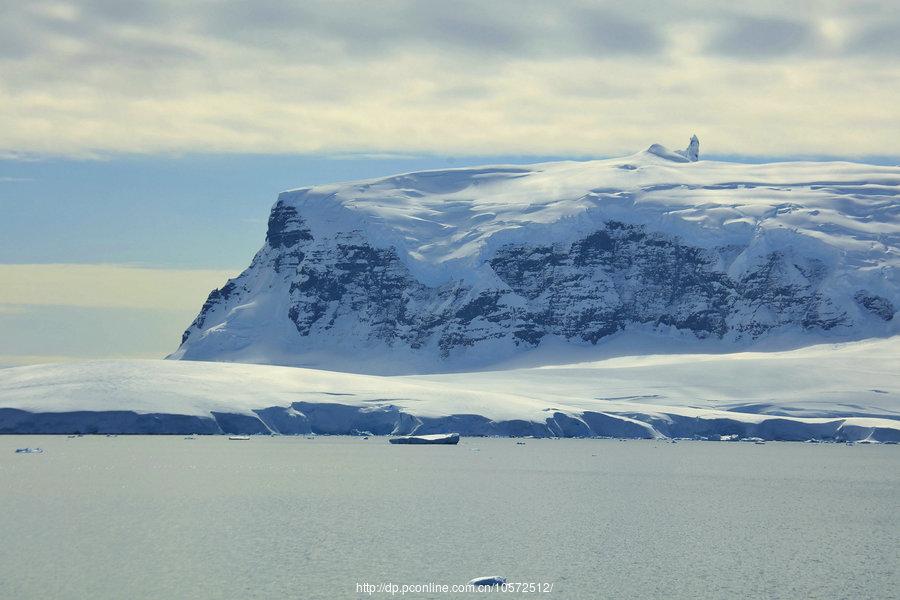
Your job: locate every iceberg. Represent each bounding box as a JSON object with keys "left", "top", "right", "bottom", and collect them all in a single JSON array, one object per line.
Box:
[{"left": 389, "top": 433, "right": 460, "bottom": 445}]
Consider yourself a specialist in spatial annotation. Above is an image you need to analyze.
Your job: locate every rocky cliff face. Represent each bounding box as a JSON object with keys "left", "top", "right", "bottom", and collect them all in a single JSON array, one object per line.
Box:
[{"left": 171, "top": 150, "right": 899, "bottom": 373}]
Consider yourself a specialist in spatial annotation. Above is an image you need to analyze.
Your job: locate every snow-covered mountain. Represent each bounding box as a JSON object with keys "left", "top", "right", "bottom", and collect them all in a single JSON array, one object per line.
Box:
[
  {"left": 3, "top": 143, "right": 899, "bottom": 438},
  {"left": 171, "top": 140, "right": 898, "bottom": 373}
]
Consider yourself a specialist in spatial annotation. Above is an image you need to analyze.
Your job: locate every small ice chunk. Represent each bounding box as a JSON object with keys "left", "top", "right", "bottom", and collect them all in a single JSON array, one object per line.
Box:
[{"left": 468, "top": 576, "right": 506, "bottom": 587}]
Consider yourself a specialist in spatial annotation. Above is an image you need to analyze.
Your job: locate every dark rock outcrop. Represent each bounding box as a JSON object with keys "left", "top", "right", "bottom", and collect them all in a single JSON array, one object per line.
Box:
[
  {"left": 184, "top": 218, "right": 849, "bottom": 356},
  {"left": 855, "top": 291, "right": 895, "bottom": 321}
]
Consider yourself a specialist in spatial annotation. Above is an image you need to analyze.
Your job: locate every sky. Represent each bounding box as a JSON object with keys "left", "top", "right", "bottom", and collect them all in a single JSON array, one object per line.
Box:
[{"left": 1, "top": 0, "right": 898, "bottom": 365}]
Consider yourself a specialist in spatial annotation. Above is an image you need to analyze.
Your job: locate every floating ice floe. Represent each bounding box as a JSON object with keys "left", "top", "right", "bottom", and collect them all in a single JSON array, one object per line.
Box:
[
  {"left": 468, "top": 576, "right": 507, "bottom": 587},
  {"left": 389, "top": 433, "right": 460, "bottom": 445}
]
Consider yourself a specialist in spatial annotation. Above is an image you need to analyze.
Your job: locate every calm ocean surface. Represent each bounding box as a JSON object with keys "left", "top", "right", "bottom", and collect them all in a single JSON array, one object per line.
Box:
[{"left": 1, "top": 436, "right": 897, "bottom": 599}]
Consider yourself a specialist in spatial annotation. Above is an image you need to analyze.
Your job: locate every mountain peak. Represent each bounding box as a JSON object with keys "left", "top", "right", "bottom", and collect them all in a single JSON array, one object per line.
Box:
[
  {"left": 646, "top": 135, "right": 700, "bottom": 162},
  {"left": 681, "top": 134, "right": 700, "bottom": 161}
]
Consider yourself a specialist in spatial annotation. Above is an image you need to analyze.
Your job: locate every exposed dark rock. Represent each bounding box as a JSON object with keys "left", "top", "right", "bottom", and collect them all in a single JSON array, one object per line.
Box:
[
  {"left": 266, "top": 202, "right": 312, "bottom": 249},
  {"left": 183, "top": 216, "right": 856, "bottom": 357},
  {"left": 855, "top": 291, "right": 895, "bottom": 321},
  {"left": 182, "top": 281, "right": 242, "bottom": 343},
  {"left": 181, "top": 214, "right": 857, "bottom": 358}
]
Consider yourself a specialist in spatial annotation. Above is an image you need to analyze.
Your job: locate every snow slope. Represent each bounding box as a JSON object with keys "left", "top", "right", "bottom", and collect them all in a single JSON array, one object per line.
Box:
[
  {"left": 172, "top": 143, "right": 899, "bottom": 373},
  {"left": 2, "top": 338, "right": 898, "bottom": 440},
  {"left": 264, "top": 151, "right": 898, "bottom": 277}
]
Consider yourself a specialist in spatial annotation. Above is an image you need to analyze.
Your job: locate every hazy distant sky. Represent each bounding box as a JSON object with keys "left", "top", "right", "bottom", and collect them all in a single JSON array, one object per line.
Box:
[{"left": 1, "top": 0, "right": 898, "bottom": 365}]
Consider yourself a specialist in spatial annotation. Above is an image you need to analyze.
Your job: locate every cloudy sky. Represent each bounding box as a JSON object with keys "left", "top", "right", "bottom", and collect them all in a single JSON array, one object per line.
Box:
[
  {"left": 1, "top": 0, "right": 898, "bottom": 364},
  {"left": 2, "top": 0, "right": 899, "bottom": 158}
]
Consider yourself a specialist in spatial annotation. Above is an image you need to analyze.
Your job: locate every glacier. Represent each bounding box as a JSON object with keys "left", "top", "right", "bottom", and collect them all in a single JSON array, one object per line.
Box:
[
  {"left": 1, "top": 338, "right": 898, "bottom": 441},
  {"left": 170, "top": 142, "right": 898, "bottom": 374}
]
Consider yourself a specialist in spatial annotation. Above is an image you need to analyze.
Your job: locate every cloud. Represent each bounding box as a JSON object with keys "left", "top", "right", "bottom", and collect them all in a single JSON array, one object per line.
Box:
[
  {"left": 0, "top": 1, "right": 898, "bottom": 157},
  {"left": 706, "top": 17, "right": 818, "bottom": 58},
  {"left": 846, "top": 22, "right": 900, "bottom": 55},
  {"left": 575, "top": 8, "right": 663, "bottom": 55},
  {"left": 198, "top": 1, "right": 662, "bottom": 60},
  {"left": 0, "top": 264, "right": 238, "bottom": 311}
]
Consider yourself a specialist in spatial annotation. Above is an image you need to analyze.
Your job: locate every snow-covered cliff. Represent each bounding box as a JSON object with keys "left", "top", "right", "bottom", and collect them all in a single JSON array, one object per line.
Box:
[{"left": 171, "top": 143, "right": 899, "bottom": 373}]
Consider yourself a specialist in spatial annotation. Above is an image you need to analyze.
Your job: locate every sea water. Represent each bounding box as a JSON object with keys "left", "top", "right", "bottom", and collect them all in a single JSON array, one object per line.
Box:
[{"left": 1, "top": 436, "right": 897, "bottom": 599}]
